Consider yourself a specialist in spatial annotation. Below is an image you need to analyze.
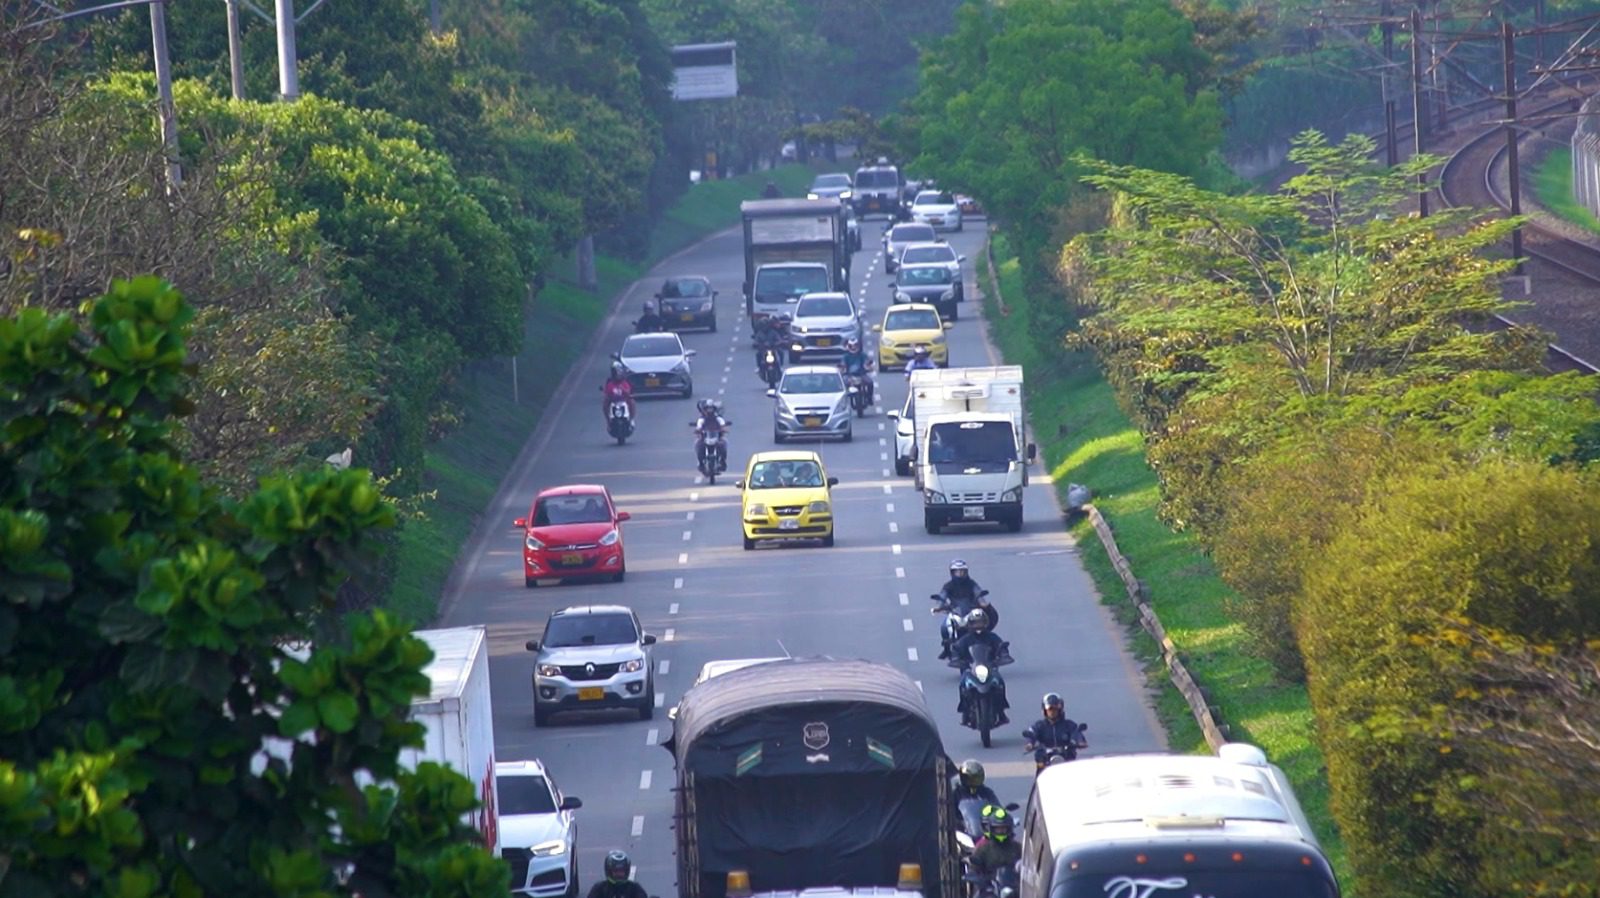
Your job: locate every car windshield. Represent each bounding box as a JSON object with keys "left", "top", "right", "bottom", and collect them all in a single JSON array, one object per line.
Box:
[
  {"left": 782, "top": 372, "right": 845, "bottom": 394},
  {"left": 900, "top": 267, "right": 952, "bottom": 286},
  {"left": 498, "top": 775, "right": 557, "bottom": 815},
  {"left": 855, "top": 169, "right": 898, "bottom": 188},
  {"left": 797, "top": 297, "right": 854, "bottom": 318},
  {"left": 886, "top": 309, "right": 941, "bottom": 331},
  {"left": 662, "top": 278, "right": 708, "bottom": 298},
  {"left": 755, "top": 267, "right": 829, "bottom": 298},
  {"left": 813, "top": 174, "right": 851, "bottom": 189},
  {"left": 902, "top": 246, "right": 955, "bottom": 265},
  {"left": 927, "top": 421, "right": 1018, "bottom": 465},
  {"left": 915, "top": 191, "right": 955, "bottom": 205},
  {"left": 622, "top": 334, "right": 681, "bottom": 357},
  {"left": 890, "top": 225, "right": 935, "bottom": 243},
  {"left": 747, "top": 460, "right": 825, "bottom": 489},
  {"left": 543, "top": 613, "right": 638, "bottom": 647},
  {"left": 533, "top": 494, "right": 611, "bottom": 526}
]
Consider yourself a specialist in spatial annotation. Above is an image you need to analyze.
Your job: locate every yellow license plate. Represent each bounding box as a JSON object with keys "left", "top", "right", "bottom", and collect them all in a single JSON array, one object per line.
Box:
[
  {"left": 645, "top": 377, "right": 660, "bottom": 387},
  {"left": 816, "top": 338, "right": 833, "bottom": 347},
  {"left": 803, "top": 416, "right": 823, "bottom": 427},
  {"left": 578, "top": 687, "right": 604, "bottom": 701},
  {"left": 561, "top": 553, "right": 583, "bottom": 565},
  {"left": 680, "top": 313, "right": 695, "bottom": 321}
]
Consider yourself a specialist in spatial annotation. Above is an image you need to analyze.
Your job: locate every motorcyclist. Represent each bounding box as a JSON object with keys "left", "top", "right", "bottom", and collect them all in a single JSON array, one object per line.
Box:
[
  {"left": 905, "top": 345, "right": 938, "bottom": 377},
  {"left": 952, "top": 609, "right": 1010, "bottom": 726},
  {"left": 601, "top": 361, "right": 636, "bottom": 421},
  {"left": 970, "top": 806, "right": 1022, "bottom": 877},
  {"left": 1023, "top": 692, "right": 1086, "bottom": 767},
  {"left": 950, "top": 759, "right": 1001, "bottom": 823},
  {"left": 636, "top": 299, "right": 663, "bottom": 333},
  {"left": 838, "top": 338, "right": 875, "bottom": 403},
  {"left": 692, "top": 398, "right": 731, "bottom": 472},
  {"left": 762, "top": 180, "right": 782, "bottom": 199},
  {"left": 587, "top": 850, "right": 648, "bottom": 898},
  {"left": 933, "top": 560, "right": 995, "bottom": 659},
  {"left": 754, "top": 316, "right": 787, "bottom": 371}
]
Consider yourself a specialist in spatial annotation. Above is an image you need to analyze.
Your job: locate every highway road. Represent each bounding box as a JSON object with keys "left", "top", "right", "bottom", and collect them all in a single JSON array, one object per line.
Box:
[{"left": 437, "top": 217, "right": 1167, "bottom": 894}]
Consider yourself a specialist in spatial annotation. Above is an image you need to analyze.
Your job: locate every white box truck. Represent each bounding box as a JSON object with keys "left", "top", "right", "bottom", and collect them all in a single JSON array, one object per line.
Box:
[
  {"left": 407, "top": 625, "right": 500, "bottom": 855},
  {"left": 897, "top": 366, "right": 1036, "bottom": 534}
]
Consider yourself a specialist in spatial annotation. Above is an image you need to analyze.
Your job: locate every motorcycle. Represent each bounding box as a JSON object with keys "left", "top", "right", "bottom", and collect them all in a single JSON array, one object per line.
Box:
[
  {"left": 962, "top": 865, "right": 1019, "bottom": 898},
  {"left": 758, "top": 346, "right": 783, "bottom": 389},
  {"left": 950, "top": 640, "right": 1014, "bottom": 747},
  {"left": 845, "top": 372, "right": 873, "bottom": 416},
  {"left": 1024, "top": 723, "right": 1089, "bottom": 774},
  {"left": 929, "top": 590, "right": 998, "bottom": 660},
  {"left": 606, "top": 400, "right": 635, "bottom": 445},
  {"left": 634, "top": 313, "right": 665, "bottom": 333},
  {"left": 695, "top": 425, "right": 729, "bottom": 484}
]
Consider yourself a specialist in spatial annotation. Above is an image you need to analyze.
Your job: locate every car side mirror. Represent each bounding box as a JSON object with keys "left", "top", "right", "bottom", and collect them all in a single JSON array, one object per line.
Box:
[
  {"left": 827, "top": 476, "right": 839, "bottom": 487},
  {"left": 668, "top": 707, "right": 679, "bottom": 720},
  {"left": 958, "top": 255, "right": 967, "bottom": 263},
  {"left": 685, "top": 349, "right": 698, "bottom": 357},
  {"left": 886, "top": 410, "right": 900, "bottom": 420},
  {"left": 943, "top": 321, "right": 955, "bottom": 329},
  {"left": 513, "top": 518, "right": 527, "bottom": 528},
  {"left": 733, "top": 479, "right": 745, "bottom": 489},
  {"left": 560, "top": 796, "right": 583, "bottom": 811},
  {"left": 713, "top": 290, "right": 720, "bottom": 297},
  {"left": 1079, "top": 722, "right": 1089, "bottom": 732},
  {"left": 765, "top": 388, "right": 778, "bottom": 398},
  {"left": 616, "top": 511, "right": 631, "bottom": 522},
  {"left": 1005, "top": 802, "right": 1020, "bottom": 811},
  {"left": 1027, "top": 442, "right": 1038, "bottom": 462},
  {"left": 525, "top": 640, "right": 540, "bottom": 652},
  {"left": 642, "top": 634, "right": 657, "bottom": 646}
]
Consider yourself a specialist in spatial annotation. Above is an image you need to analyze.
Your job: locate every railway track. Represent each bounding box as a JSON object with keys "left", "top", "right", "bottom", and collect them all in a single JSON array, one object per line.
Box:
[{"left": 1436, "top": 94, "right": 1600, "bottom": 375}]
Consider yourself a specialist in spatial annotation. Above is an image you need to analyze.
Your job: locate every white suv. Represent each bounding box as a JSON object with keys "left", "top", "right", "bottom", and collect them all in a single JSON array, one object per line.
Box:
[
  {"left": 498, "top": 759, "right": 583, "bottom": 897},
  {"left": 526, "top": 605, "right": 656, "bottom": 726}
]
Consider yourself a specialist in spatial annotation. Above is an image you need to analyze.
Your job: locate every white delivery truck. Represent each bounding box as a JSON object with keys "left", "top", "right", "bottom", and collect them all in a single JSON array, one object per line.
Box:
[
  {"left": 896, "top": 366, "right": 1035, "bottom": 534},
  {"left": 407, "top": 625, "right": 500, "bottom": 855}
]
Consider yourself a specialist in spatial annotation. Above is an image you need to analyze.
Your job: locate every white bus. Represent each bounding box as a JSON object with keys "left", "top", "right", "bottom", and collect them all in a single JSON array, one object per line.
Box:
[{"left": 1019, "top": 743, "right": 1339, "bottom": 898}]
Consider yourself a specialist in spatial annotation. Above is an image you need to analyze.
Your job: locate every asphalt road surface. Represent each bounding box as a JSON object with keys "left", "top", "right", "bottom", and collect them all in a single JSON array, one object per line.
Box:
[{"left": 438, "top": 217, "right": 1167, "bottom": 894}]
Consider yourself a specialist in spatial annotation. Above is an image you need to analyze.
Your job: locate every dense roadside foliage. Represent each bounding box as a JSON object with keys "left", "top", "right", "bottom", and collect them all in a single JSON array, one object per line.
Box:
[{"left": 0, "top": 280, "right": 506, "bottom": 897}]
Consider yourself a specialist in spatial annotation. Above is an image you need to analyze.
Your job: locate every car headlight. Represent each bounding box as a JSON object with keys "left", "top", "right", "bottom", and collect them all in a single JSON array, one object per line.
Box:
[
  {"left": 673, "top": 361, "right": 690, "bottom": 375},
  {"left": 1001, "top": 487, "right": 1022, "bottom": 503},
  {"left": 620, "top": 658, "right": 643, "bottom": 673},
  {"left": 834, "top": 396, "right": 850, "bottom": 414},
  {"left": 808, "top": 500, "right": 830, "bottom": 513},
  {"left": 926, "top": 490, "right": 946, "bottom": 504},
  {"left": 895, "top": 292, "right": 911, "bottom": 303},
  {"left": 880, "top": 334, "right": 897, "bottom": 347},
  {"left": 531, "top": 840, "right": 567, "bottom": 857},
  {"left": 940, "top": 289, "right": 955, "bottom": 301},
  {"left": 840, "top": 189, "right": 853, "bottom": 199},
  {"left": 525, "top": 534, "right": 545, "bottom": 551},
  {"left": 807, "top": 192, "right": 820, "bottom": 200},
  {"left": 700, "top": 301, "right": 714, "bottom": 311},
  {"left": 792, "top": 324, "right": 809, "bottom": 335},
  {"left": 747, "top": 503, "right": 768, "bottom": 517},
  {"left": 973, "top": 664, "right": 991, "bottom": 683},
  {"left": 537, "top": 664, "right": 562, "bottom": 677},
  {"left": 599, "top": 528, "right": 619, "bottom": 546},
  {"left": 932, "top": 333, "right": 946, "bottom": 344}
]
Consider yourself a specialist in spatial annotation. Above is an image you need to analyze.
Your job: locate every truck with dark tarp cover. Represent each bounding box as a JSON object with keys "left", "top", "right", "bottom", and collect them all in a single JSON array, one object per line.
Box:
[
  {"left": 741, "top": 199, "right": 851, "bottom": 326},
  {"left": 663, "top": 658, "right": 957, "bottom": 898}
]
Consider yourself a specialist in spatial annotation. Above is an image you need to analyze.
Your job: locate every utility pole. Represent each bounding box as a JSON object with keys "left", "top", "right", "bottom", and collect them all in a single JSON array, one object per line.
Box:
[
  {"left": 149, "top": 0, "right": 182, "bottom": 187},
  {"left": 225, "top": 0, "right": 246, "bottom": 100},
  {"left": 1382, "top": 0, "right": 1399, "bottom": 166},
  {"left": 275, "top": 0, "right": 300, "bottom": 100},
  {"left": 1411, "top": 7, "right": 1429, "bottom": 216},
  {"left": 429, "top": 0, "right": 442, "bottom": 35},
  {"left": 1535, "top": 0, "right": 1546, "bottom": 71},
  {"left": 1503, "top": 20, "right": 1524, "bottom": 273}
]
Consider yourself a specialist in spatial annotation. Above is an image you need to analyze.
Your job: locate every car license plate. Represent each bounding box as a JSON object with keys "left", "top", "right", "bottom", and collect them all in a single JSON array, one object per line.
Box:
[
  {"left": 802, "top": 416, "right": 823, "bottom": 427},
  {"left": 929, "top": 217, "right": 943, "bottom": 224},
  {"left": 680, "top": 313, "right": 695, "bottom": 321},
  {"left": 577, "top": 687, "right": 604, "bottom": 701},
  {"left": 963, "top": 506, "right": 986, "bottom": 520},
  {"left": 816, "top": 337, "right": 833, "bottom": 347},
  {"left": 779, "top": 519, "right": 800, "bottom": 531},
  {"left": 645, "top": 377, "right": 660, "bottom": 387},
  {"left": 562, "top": 552, "right": 584, "bottom": 565}
]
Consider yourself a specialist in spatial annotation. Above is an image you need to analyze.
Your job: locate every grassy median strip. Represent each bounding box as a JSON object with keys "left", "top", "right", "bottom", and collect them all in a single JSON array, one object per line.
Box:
[
  {"left": 1533, "top": 146, "right": 1600, "bottom": 234},
  {"left": 386, "top": 164, "right": 824, "bottom": 623},
  {"left": 981, "top": 231, "right": 1351, "bottom": 885}
]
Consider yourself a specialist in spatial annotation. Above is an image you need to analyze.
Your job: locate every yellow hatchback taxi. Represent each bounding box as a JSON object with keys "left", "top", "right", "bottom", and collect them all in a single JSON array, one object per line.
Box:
[
  {"left": 734, "top": 451, "right": 839, "bottom": 550},
  {"left": 874, "top": 302, "right": 951, "bottom": 370}
]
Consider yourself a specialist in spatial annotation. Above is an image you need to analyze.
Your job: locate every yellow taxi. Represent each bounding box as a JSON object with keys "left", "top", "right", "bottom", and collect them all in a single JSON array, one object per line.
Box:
[
  {"left": 734, "top": 450, "right": 838, "bottom": 550},
  {"left": 873, "top": 302, "right": 951, "bottom": 370}
]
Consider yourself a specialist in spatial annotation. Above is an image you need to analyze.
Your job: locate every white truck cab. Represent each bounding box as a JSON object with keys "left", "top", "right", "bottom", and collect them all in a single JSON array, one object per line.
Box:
[{"left": 896, "top": 366, "right": 1035, "bottom": 534}]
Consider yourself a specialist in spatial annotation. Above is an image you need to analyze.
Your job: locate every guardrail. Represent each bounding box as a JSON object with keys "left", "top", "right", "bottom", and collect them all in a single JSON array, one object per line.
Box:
[{"left": 1572, "top": 94, "right": 1600, "bottom": 219}]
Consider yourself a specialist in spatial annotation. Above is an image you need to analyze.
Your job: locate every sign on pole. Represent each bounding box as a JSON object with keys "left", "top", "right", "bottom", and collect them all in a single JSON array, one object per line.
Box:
[{"left": 671, "top": 42, "right": 738, "bottom": 101}]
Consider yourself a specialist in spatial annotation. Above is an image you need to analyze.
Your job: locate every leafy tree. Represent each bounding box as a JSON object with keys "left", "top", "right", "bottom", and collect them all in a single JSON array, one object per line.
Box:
[{"left": 0, "top": 278, "right": 506, "bottom": 897}]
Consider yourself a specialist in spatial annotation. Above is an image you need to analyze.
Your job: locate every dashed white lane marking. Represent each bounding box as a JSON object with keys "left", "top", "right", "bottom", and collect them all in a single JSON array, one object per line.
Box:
[
  {"left": 879, "top": 437, "right": 887, "bottom": 446},
  {"left": 631, "top": 815, "right": 645, "bottom": 836},
  {"left": 658, "top": 660, "right": 671, "bottom": 675},
  {"left": 654, "top": 693, "right": 665, "bottom": 707},
  {"left": 899, "top": 592, "right": 910, "bottom": 605},
  {"left": 882, "top": 467, "right": 890, "bottom": 477},
  {"left": 639, "top": 770, "right": 653, "bottom": 790},
  {"left": 886, "top": 502, "right": 895, "bottom": 512},
  {"left": 664, "top": 628, "right": 675, "bottom": 642},
  {"left": 878, "top": 422, "right": 886, "bottom": 430},
  {"left": 673, "top": 578, "right": 683, "bottom": 590},
  {"left": 646, "top": 728, "right": 659, "bottom": 745},
  {"left": 678, "top": 553, "right": 689, "bottom": 564},
  {"left": 908, "top": 647, "right": 919, "bottom": 661},
  {"left": 682, "top": 530, "right": 692, "bottom": 541},
  {"left": 686, "top": 511, "right": 696, "bottom": 521},
  {"left": 895, "top": 567, "right": 906, "bottom": 578},
  {"left": 902, "top": 619, "right": 914, "bottom": 632},
  {"left": 717, "top": 387, "right": 725, "bottom": 396},
  {"left": 669, "top": 602, "right": 680, "bottom": 613},
  {"left": 880, "top": 452, "right": 888, "bottom": 461},
  {"left": 721, "top": 375, "right": 728, "bottom": 383},
  {"left": 892, "top": 544, "right": 902, "bottom": 555},
  {"left": 882, "top": 484, "right": 892, "bottom": 494},
  {"left": 690, "top": 491, "right": 700, "bottom": 502},
  {"left": 889, "top": 522, "right": 899, "bottom": 533}
]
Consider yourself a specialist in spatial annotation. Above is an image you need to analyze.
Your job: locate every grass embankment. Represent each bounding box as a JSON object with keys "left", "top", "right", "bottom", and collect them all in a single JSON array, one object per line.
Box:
[
  {"left": 1532, "top": 146, "right": 1600, "bottom": 234},
  {"left": 981, "top": 232, "right": 1351, "bottom": 886},
  {"left": 386, "top": 164, "right": 823, "bottom": 623}
]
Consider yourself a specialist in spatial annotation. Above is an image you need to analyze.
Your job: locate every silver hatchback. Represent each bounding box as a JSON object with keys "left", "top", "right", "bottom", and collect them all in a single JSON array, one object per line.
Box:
[
  {"left": 787, "top": 292, "right": 863, "bottom": 361},
  {"left": 769, "top": 365, "right": 853, "bottom": 442},
  {"left": 526, "top": 605, "right": 656, "bottom": 726}
]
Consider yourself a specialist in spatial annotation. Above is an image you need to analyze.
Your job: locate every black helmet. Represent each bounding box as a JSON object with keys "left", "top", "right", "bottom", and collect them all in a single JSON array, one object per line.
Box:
[
  {"left": 1043, "top": 692, "right": 1064, "bottom": 717},
  {"left": 949, "top": 559, "right": 969, "bottom": 579},
  {"left": 604, "top": 850, "right": 630, "bottom": 883},
  {"left": 958, "top": 759, "right": 985, "bottom": 790},
  {"left": 983, "top": 806, "right": 1015, "bottom": 842}
]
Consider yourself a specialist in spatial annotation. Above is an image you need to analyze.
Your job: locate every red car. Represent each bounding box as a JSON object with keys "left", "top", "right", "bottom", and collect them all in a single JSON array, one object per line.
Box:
[{"left": 513, "top": 485, "right": 631, "bottom": 587}]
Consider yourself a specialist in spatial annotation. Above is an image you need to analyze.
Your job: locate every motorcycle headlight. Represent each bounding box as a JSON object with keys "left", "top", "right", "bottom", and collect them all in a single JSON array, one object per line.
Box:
[
  {"left": 537, "top": 664, "right": 562, "bottom": 678},
  {"left": 599, "top": 528, "right": 619, "bottom": 546},
  {"left": 620, "top": 658, "right": 643, "bottom": 673},
  {"left": 531, "top": 840, "right": 567, "bottom": 857},
  {"left": 1000, "top": 488, "right": 1022, "bottom": 503},
  {"left": 525, "top": 534, "right": 545, "bottom": 551},
  {"left": 808, "top": 500, "right": 830, "bottom": 513},
  {"left": 973, "top": 664, "right": 990, "bottom": 682},
  {"left": 746, "top": 503, "right": 768, "bottom": 517},
  {"left": 926, "top": 490, "right": 946, "bottom": 504}
]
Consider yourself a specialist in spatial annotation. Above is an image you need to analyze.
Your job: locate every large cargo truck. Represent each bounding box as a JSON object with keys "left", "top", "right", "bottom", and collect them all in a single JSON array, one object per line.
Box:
[
  {"left": 741, "top": 198, "right": 851, "bottom": 328},
  {"left": 407, "top": 625, "right": 500, "bottom": 854}
]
